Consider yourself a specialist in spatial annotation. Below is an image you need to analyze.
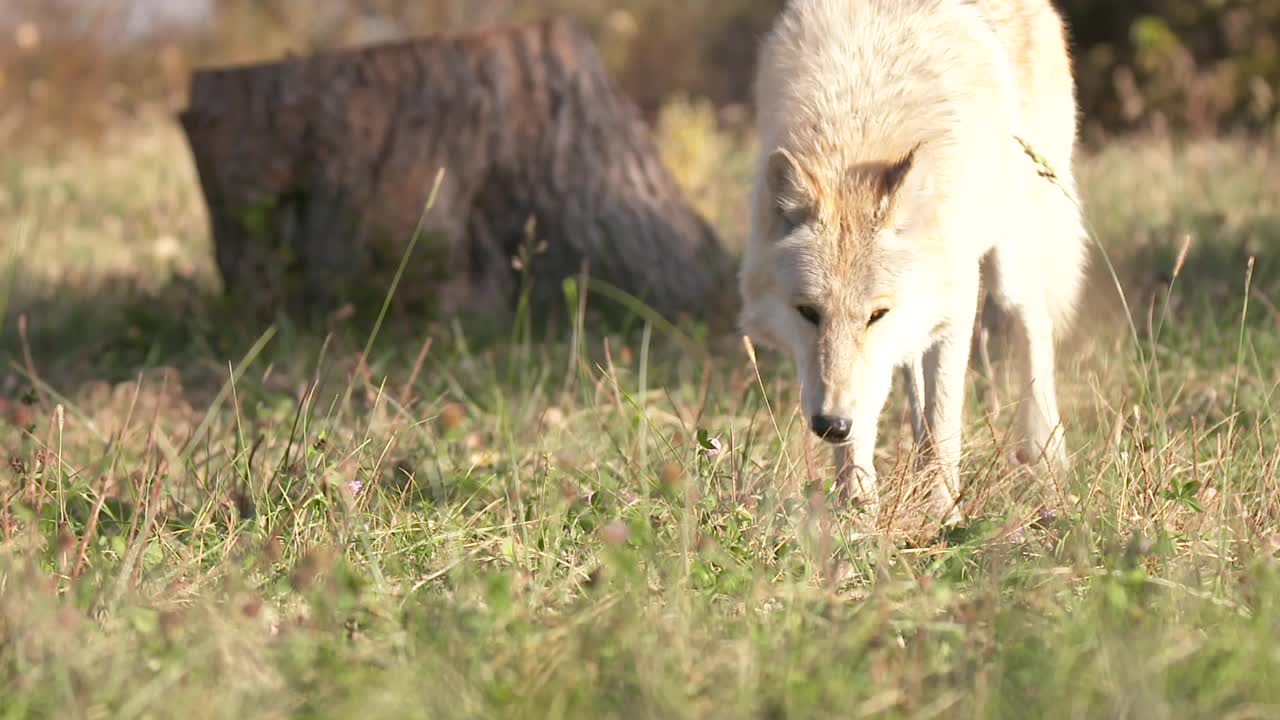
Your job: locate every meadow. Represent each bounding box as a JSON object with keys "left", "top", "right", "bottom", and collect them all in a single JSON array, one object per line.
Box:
[{"left": 2, "top": 99, "right": 1280, "bottom": 718}]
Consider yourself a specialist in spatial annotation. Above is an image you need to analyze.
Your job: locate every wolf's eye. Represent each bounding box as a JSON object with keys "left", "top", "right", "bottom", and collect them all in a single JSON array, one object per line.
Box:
[
  {"left": 796, "top": 305, "right": 821, "bottom": 326},
  {"left": 868, "top": 308, "right": 890, "bottom": 326},
  {"left": 778, "top": 206, "right": 810, "bottom": 234}
]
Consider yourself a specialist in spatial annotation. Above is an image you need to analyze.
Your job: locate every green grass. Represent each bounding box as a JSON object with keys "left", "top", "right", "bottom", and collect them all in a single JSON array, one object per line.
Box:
[{"left": 2, "top": 119, "right": 1280, "bottom": 720}]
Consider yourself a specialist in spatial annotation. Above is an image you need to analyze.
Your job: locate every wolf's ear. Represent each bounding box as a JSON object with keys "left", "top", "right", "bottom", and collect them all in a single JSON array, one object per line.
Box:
[
  {"left": 766, "top": 148, "right": 813, "bottom": 230},
  {"left": 881, "top": 144, "right": 920, "bottom": 198},
  {"left": 874, "top": 143, "right": 922, "bottom": 222}
]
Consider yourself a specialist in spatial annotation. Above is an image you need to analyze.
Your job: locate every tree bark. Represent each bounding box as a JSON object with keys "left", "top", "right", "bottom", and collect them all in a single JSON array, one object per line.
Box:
[{"left": 178, "top": 17, "right": 733, "bottom": 327}]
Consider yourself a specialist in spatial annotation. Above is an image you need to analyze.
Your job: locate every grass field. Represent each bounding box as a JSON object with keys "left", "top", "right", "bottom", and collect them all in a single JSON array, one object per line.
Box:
[{"left": 2, "top": 110, "right": 1280, "bottom": 719}]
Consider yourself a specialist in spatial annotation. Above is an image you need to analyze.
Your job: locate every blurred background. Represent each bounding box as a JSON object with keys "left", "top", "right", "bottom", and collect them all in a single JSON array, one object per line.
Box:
[
  {"left": 3, "top": 0, "right": 1279, "bottom": 378},
  {"left": 3, "top": 0, "right": 1280, "bottom": 145}
]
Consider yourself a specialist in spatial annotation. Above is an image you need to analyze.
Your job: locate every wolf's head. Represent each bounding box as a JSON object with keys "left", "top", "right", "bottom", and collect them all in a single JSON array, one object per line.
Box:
[{"left": 739, "top": 143, "right": 945, "bottom": 449}]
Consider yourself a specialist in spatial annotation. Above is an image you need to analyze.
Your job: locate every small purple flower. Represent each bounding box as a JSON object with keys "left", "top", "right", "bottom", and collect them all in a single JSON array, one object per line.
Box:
[
  {"left": 696, "top": 429, "right": 723, "bottom": 458},
  {"left": 1034, "top": 505, "right": 1058, "bottom": 529},
  {"left": 601, "top": 519, "right": 630, "bottom": 546},
  {"left": 346, "top": 479, "right": 365, "bottom": 496},
  {"left": 1137, "top": 535, "right": 1154, "bottom": 556}
]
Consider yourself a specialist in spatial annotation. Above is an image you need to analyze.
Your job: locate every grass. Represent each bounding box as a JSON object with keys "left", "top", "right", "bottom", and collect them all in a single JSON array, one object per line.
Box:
[{"left": 2, "top": 113, "right": 1280, "bottom": 719}]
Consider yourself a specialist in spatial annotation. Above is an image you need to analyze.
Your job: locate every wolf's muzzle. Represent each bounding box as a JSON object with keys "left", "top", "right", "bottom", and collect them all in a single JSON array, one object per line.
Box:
[{"left": 811, "top": 415, "right": 852, "bottom": 443}]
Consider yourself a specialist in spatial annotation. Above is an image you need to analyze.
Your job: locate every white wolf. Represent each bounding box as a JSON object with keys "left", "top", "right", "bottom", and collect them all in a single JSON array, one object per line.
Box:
[{"left": 738, "top": 0, "right": 1087, "bottom": 521}]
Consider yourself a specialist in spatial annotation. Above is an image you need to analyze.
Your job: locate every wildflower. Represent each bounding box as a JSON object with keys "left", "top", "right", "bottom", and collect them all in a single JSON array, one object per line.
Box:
[
  {"left": 601, "top": 519, "right": 629, "bottom": 546},
  {"left": 1035, "top": 505, "right": 1058, "bottom": 528},
  {"left": 438, "top": 402, "right": 466, "bottom": 431},
  {"left": 696, "top": 428, "right": 723, "bottom": 458}
]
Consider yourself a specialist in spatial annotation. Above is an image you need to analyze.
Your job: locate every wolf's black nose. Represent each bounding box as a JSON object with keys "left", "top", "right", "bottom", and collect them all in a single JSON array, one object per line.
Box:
[{"left": 811, "top": 415, "right": 852, "bottom": 443}]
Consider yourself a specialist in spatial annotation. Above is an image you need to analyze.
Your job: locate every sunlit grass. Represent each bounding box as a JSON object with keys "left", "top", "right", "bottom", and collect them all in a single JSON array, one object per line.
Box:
[{"left": 1, "top": 115, "right": 1279, "bottom": 719}]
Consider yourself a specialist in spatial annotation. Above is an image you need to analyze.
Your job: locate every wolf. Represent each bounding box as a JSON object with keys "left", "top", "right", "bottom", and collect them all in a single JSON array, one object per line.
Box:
[{"left": 738, "top": 0, "right": 1087, "bottom": 522}]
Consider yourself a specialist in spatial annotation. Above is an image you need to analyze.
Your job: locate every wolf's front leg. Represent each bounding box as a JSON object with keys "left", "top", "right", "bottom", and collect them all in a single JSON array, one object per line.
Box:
[
  {"left": 834, "top": 432, "right": 878, "bottom": 515},
  {"left": 901, "top": 361, "right": 926, "bottom": 446},
  {"left": 922, "top": 308, "right": 979, "bottom": 525},
  {"left": 1009, "top": 301, "right": 1068, "bottom": 471}
]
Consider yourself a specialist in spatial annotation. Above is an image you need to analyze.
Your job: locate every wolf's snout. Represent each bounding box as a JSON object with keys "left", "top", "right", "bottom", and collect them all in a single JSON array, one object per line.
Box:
[{"left": 811, "top": 415, "right": 852, "bottom": 443}]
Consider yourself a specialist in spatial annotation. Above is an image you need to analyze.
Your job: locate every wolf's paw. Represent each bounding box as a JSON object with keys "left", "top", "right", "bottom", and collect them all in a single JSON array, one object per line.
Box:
[
  {"left": 836, "top": 479, "right": 879, "bottom": 511},
  {"left": 936, "top": 500, "right": 965, "bottom": 527},
  {"left": 1017, "top": 433, "right": 1068, "bottom": 476},
  {"left": 1009, "top": 415, "right": 1068, "bottom": 471}
]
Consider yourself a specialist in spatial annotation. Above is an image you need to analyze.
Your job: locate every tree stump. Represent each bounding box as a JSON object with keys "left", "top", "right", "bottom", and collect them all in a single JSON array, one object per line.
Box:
[{"left": 178, "top": 17, "right": 733, "bottom": 328}]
